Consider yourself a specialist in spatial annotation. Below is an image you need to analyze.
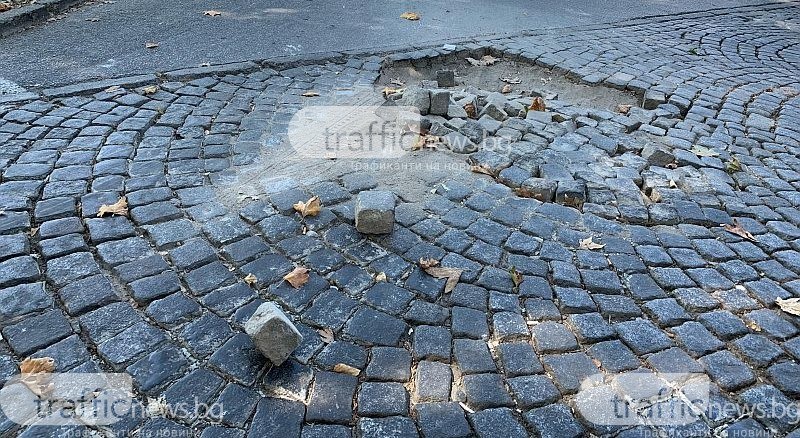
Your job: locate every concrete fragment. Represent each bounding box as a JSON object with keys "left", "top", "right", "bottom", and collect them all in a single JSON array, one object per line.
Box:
[
  {"left": 244, "top": 302, "right": 303, "bottom": 366},
  {"left": 355, "top": 191, "right": 395, "bottom": 234}
]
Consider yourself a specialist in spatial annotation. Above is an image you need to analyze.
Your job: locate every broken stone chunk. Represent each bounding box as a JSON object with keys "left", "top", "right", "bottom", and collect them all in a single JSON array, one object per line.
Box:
[
  {"left": 443, "top": 131, "right": 477, "bottom": 154},
  {"left": 520, "top": 178, "right": 557, "bottom": 202},
  {"left": 397, "top": 87, "right": 430, "bottom": 115},
  {"left": 355, "top": 191, "right": 396, "bottom": 234},
  {"left": 436, "top": 70, "right": 456, "bottom": 88},
  {"left": 480, "top": 102, "right": 508, "bottom": 121},
  {"left": 429, "top": 90, "right": 451, "bottom": 116},
  {"left": 641, "top": 144, "right": 675, "bottom": 167},
  {"left": 244, "top": 302, "right": 303, "bottom": 366}
]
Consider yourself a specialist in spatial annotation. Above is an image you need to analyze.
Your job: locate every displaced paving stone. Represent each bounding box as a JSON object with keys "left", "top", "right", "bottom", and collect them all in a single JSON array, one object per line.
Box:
[
  {"left": 244, "top": 302, "right": 303, "bottom": 366},
  {"left": 355, "top": 191, "right": 395, "bottom": 234}
]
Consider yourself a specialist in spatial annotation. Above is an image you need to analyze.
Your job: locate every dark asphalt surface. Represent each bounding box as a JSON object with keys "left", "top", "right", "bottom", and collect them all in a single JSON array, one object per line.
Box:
[{"left": 0, "top": 0, "right": 780, "bottom": 88}]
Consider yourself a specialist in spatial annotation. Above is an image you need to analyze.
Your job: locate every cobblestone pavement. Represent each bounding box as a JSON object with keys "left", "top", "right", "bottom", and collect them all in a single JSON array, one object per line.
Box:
[{"left": 2, "top": 3, "right": 800, "bottom": 438}]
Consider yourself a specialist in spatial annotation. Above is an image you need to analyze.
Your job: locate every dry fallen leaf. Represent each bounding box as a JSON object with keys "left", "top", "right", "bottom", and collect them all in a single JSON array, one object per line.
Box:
[
  {"left": 470, "top": 164, "right": 496, "bottom": 177},
  {"left": 425, "top": 267, "right": 462, "bottom": 293},
  {"left": 463, "top": 103, "right": 477, "bottom": 119},
  {"left": 333, "top": 363, "right": 361, "bottom": 376},
  {"left": 776, "top": 298, "right": 800, "bottom": 316},
  {"left": 400, "top": 11, "right": 421, "bottom": 20},
  {"left": 579, "top": 237, "right": 605, "bottom": 250},
  {"left": 317, "top": 327, "right": 335, "bottom": 344},
  {"left": 301, "top": 91, "right": 320, "bottom": 97},
  {"left": 501, "top": 84, "right": 512, "bottom": 94},
  {"left": 284, "top": 266, "right": 310, "bottom": 289},
  {"left": 746, "top": 320, "right": 762, "bottom": 332},
  {"left": 690, "top": 145, "right": 719, "bottom": 157},
  {"left": 203, "top": 10, "right": 222, "bottom": 16},
  {"left": 145, "top": 41, "right": 159, "bottom": 49},
  {"left": 28, "top": 227, "right": 38, "bottom": 237},
  {"left": 466, "top": 55, "right": 499, "bottom": 66},
  {"left": 722, "top": 219, "right": 756, "bottom": 242},
  {"left": 244, "top": 273, "right": 258, "bottom": 286},
  {"left": 419, "top": 258, "right": 439, "bottom": 269},
  {"left": 382, "top": 87, "right": 404, "bottom": 98},
  {"left": 500, "top": 76, "right": 521, "bottom": 84},
  {"left": 412, "top": 134, "right": 442, "bottom": 151},
  {"left": 19, "top": 357, "right": 56, "bottom": 397},
  {"left": 529, "top": 96, "right": 546, "bottom": 112},
  {"left": 616, "top": 104, "right": 633, "bottom": 114},
  {"left": 375, "top": 272, "right": 387, "bottom": 282},
  {"left": 0, "top": 3, "right": 11, "bottom": 13},
  {"left": 141, "top": 85, "right": 159, "bottom": 95},
  {"left": 293, "top": 196, "right": 321, "bottom": 218},
  {"left": 97, "top": 197, "right": 128, "bottom": 217},
  {"left": 510, "top": 266, "right": 523, "bottom": 287}
]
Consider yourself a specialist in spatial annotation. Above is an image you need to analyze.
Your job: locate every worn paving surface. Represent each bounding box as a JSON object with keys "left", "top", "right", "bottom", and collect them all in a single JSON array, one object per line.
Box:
[
  {"left": 1, "top": 3, "right": 800, "bottom": 437},
  {"left": 0, "top": 0, "right": 776, "bottom": 89}
]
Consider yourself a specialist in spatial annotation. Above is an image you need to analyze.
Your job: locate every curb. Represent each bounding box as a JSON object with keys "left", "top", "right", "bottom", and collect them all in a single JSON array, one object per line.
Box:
[{"left": 0, "top": 0, "right": 84, "bottom": 37}]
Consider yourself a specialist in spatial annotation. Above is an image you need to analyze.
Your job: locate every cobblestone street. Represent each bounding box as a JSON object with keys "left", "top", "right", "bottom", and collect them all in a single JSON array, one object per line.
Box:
[{"left": 1, "top": 2, "right": 800, "bottom": 437}]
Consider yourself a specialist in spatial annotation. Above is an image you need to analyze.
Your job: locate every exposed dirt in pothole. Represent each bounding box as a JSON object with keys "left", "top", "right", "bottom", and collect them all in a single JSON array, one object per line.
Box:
[{"left": 378, "top": 57, "right": 639, "bottom": 111}]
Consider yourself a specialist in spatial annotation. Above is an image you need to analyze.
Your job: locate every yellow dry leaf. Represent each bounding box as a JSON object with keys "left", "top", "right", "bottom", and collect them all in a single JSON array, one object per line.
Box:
[
  {"left": 19, "top": 357, "right": 56, "bottom": 398},
  {"left": 529, "top": 96, "right": 546, "bottom": 112},
  {"left": 510, "top": 266, "right": 523, "bottom": 287},
  {"left": 419, "top": 258, "right": 439, "bottom": 269},
  {"left": 463, "top": 103, "right": 477, "bottom": 119},
  {"left": 382, "top": 87, "right": 404, "bottom": 98},
  {"left": 301, "top": 91, "right": 320, "bottom": 97},
  {"left": 776, "top": 298, "right": 800, "bottom": 316},
  {"left": 722, "top": 219, "right": 755, "bottom": 242},
  {"left": 579, "top": 237, "right": 605, "bottom": 250},
  {"left": 141, "top": 85, "right": 159, "bottom": 95},
  {"left": 333, "top": 363, "right": 361, "bottom": 376},
  {"left": 616, "top": 104, "right": 632, "bottom": 114},
  {"left": 293, "top": 196, "right": 321, "bottom": 218},
  {"left": 244, "top": 273, "right": 258, "bottom": 286},
  {"left": 97, "top": 197, "right": 128, "bottom": 217},
  {"left": 203, "top": 10, "right": 222, "bottom": 16},
  {"left": 501, "top": 84, "right": 512, "bottom": 94},
  {"left": 145, "top": 41, "right": 159, "bottom": 49},
  {"left": 470, "top": 164, "right": 495, "bottom": 177},
  {"left": 424, "top": 266, "right": 463, "bottom": 293},
  {"left": 746, "top": 320, "right": 762, "bottom": 332},
  {"left": 283, "top": 266, "right": 310, "bottom": 289},
  {"left": 400, "top": 11, "right": 421, "bottom": 20},
  {"left": 690, "top": 145, "right": 719, "bottom": 157},
  {"left": 317, "top": 327, "right": 335, "bottom": 344}
]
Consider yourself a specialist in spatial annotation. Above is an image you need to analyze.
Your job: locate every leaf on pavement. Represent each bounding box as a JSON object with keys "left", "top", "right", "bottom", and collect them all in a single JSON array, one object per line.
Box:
[
  {"left": 20, "top": 357, "right": 55, "bottom": 397},
  {"left": 501, "top": 84, "right": 512, "bottom": 94},
  {"left": 470, "top": 164, "right": 495, "bottom": 177},
  {"left": 400, "top": 11, "right": 421, "bottom": 20},
  {"left": 419, "top": 258, "right": 439, "bottom": 269},
  {"left": 466, "top": 55, "right": 499, "bottom": 66},
  {"left": 301, "top": 91, "right": 320, "bottom": 97},
  {"left": 0, "top": 3, "right": 11, "bottom": 13},
  {"left": 616, "top": 104, "right": 632, "bottom": 114},
  {"left": 145, "top": 41, "right": 160, "bottom": 49},
  {"left": 374, "top": 272, "right": 387, "bottom": 282},
  {"left": 463, "top": 103, "right": 477, "bottom": 118},
  {"left": 412, "top": 134, "right": 441, "bottom": 151},
  {"left": 382, "top": 87, "right": 404, "bottom": 98},
  {"left": 141, "top": 85, "right": 159, "bottom": 95},
  {"left": 333, "top": 363, "right": 361, "bottom": 376},
  {"left": 579, "top": 236, "right": 605, "bottom": 250},
  {"left": 690, "top": 145, "right": 719, "bottom": 157},
  {"left": 722, "top": 219, "right": 755, "bottom": 242},
  {"left": 776, "top": 298, "right": 800, "bottom": 316},
  {"left": 317, "top": 327, "right": 334, "bottom": 344},
  {"left": 529, "top": 96, "right": 546, "bottom": 112},
  {"left": 510, "top": 266, "right": 523, "bottom": 287},
  {"left": 424, "top": 267, "right": 463, "bottom": 293},
  {"left": 203, "top": 10, "right": 222, "bottom": 16},
  {"left": 97, "top": 197, "right": 128, "bottom": 218},
  {"left": 283, "top": 266, "right": 309, "bottom": 289},
  {"left": 293, "top": 196, "right": 321, "bottom": 218},
  {"left": 244, "top": 273, "right": 258, "bottom": 286}
]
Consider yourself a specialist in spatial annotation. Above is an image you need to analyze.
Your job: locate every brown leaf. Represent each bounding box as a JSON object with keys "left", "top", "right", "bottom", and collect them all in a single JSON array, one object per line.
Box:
[
  {"left": 412, "top": 134, "right": 441, "bottom": 151},
  {"left": 400, "top": 11, "right": 421, "bottom": 20},
  {"left": 293, "top": 196, "right": 321, "bottom": 218},
  {"left": 317, "top": 327, "right": 334, "bottom": 344},
  {"left": 616, "top": 104, "right": 632, "bottom": 114},
  {"left": 19, "top": 357, "right": 56, "bottom": 398},
  {"left": 424, "top": 267, "right": 462, "bottom": 293},
  {"left": 529, "top": 96, "right": 546, "bottom": 112},
  {"left": 579, "top": 237, "right": 605, "bottom": 250},
  {"left": 776, "top": 298, "right": 800, "bottom": 316},
  {"left": 244, "top": 273, "right": 258, "bottom": 286},
  {"left": 722, "top": 219, "right": 755, "bottom": 242},
  {"left": 463, "top": 103, "right": 477, "bottom": 119},
  {"left": 470, "top": 164, "right": 495, "bottom": 177},
  {"left": 745, "top": 320, "right": 762, "bottom": 332},
  {"left": 333, "top": 363, "right": 361, "bottom": 376},
  {"left": 0, "top": 3, "right": 11, "bottom": 12},
  {"left": 501, "top": 84, "right": 512, "bottom": 94},
  {"left": 466, "top": 55, "right": 499, "bottom": 66},
  {"left": 145, "top": 41, "right": 159, "bottom": 49},
  {"left": 203, "top": 10, "right": 222, "bottom": 16},
  {"left": 419, "top": 258, "right": 439, "bottom": 269},
  {"left": 301, "top": 91, "right": 320, "bottom": 97},
  {"left": 141, "top": 85, "right": 159, "bottom": 95},
  {"left": 382, "top": 87, "right": 404, "bottom": 98},
  {"left": 283, "top": 267, "right": 309, "bottom": 289},
  {"left": 97, "top": 197, "right": 128, "bottom": 217},
  {"left": 510, "top": 267, "right": 523, "bottom": 287}
]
